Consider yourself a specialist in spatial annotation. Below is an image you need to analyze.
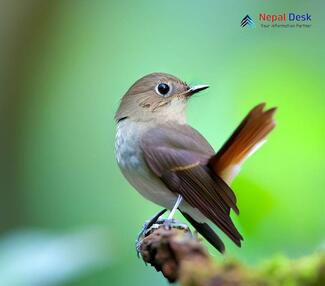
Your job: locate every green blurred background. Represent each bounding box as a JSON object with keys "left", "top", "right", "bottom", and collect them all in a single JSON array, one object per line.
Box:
[{"left": 0, "top": 0, "right": 324, "bottom": 285}]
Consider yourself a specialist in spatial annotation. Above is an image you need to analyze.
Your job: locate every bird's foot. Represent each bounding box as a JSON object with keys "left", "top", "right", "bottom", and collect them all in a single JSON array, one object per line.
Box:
[
  {"left": 136, "top": 209, "right": 167, "bottom": 257},
  {"left": 162, "top": 218, "right": 177, "bottom": 230},
  {"left": 136, "top": 213, "right": 190, "bottom": 257},
  {"left": 160, "top": 218, "right": 189, "bottom": 232}
]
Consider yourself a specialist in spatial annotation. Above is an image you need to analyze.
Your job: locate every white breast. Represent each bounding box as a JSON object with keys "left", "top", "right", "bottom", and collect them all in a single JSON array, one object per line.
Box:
[{"left": 115, "top": 120, "right": 177, "bottom": 209}]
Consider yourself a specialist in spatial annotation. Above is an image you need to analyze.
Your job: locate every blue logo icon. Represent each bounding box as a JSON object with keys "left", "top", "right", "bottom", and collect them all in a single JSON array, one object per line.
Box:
[{"left": 241, "top": 15, "right": 255, "bottom": 27}]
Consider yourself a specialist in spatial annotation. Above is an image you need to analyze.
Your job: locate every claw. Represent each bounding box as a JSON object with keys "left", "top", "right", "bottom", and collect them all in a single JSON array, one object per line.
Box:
[
  {"left": 135, "top": 209, "right": 167, "bottom": 257},
  {"left": 136, "top": 217, "right": 191, "bottom": 257},
  {"left": 163, "top": 218, "right": 176, "bottom": 230}
]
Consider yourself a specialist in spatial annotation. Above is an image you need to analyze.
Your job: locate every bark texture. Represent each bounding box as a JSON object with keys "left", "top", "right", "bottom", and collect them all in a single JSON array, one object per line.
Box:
[{"left": 138, "top": 223, "right": 325, "bottom": 286}]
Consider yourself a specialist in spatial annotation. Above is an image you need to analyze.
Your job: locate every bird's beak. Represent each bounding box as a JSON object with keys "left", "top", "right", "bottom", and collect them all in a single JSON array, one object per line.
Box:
[{"left": 186, "top": 84, "right": 209, "bottom": 97}]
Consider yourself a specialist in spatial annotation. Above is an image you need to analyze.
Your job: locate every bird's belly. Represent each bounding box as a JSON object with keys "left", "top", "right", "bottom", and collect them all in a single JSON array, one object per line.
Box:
[
  {"left": 115, "top": 122, "right": 177, "bottom": 209},
  {"left": 121, "top": 165, "right": 207, "bottom": 223},
  {"left": 122, "top": 167, "right": 178, "bottom": 210},
  {"left": 122, "top": 166, "right": 207, "bottom": 224}
]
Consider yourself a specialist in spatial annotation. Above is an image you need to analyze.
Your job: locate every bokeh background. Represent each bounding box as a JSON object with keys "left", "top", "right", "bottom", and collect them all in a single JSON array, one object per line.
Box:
[{"left": 1, "top": 1, "right": 324, "bottom": 285}]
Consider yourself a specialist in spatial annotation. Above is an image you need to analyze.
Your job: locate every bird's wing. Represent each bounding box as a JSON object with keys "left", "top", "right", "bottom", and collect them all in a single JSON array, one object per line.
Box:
[{"left": 140, "top": 123, "right": 243, "bottom": 246}]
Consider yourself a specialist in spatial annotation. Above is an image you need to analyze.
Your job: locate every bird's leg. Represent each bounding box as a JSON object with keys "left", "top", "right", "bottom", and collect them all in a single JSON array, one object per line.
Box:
[
  {"left": 136, "top": 195, "right": 184, "bottom": 256},
  {"left": 136, "top": 208, "right": 167, "bottom": 256},
  {"left": 168, "top": 194, "right": 183, "bottom": 220},
  {"left": 164, "top": 195, "right": 183, "bottom": 229}
]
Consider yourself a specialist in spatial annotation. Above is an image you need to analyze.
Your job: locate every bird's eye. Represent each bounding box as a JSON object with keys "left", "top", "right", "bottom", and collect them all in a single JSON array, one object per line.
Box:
[{"left": 156, "top": 83, "right": 170, "bottom": 96}]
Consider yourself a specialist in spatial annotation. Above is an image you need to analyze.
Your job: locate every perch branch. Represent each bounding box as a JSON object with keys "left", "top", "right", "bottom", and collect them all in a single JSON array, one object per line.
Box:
[{"left": 138, "top": 222, "right": 325, "bottom": 286}]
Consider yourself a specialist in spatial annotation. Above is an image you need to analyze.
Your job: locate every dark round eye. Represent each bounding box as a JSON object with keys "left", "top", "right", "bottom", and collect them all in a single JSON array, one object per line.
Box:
[{"left": 156, "top": 83, "right": 170, "bottom": 96}]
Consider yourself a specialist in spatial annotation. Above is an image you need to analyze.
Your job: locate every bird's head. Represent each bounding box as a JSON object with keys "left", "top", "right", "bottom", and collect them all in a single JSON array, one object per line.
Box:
[{"left": 115, "top": 72, "right": 209, "bottom": 123}]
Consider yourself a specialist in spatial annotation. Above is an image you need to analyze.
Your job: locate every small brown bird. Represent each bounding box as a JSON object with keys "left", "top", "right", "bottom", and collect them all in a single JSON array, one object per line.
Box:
[{"left": 115, "top": 72, "right": 276, "bottom": 252}]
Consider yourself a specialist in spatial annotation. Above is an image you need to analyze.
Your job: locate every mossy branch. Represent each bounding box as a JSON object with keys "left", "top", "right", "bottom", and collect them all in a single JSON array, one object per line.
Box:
[{"left": 138, "top": 223, "right": 325, "bottom": 286}]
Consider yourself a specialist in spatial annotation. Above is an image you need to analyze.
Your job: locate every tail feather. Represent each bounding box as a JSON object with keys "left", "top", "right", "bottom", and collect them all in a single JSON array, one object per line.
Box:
[{"left": 209, "top": 103, "right": 276, "bottom": 184}]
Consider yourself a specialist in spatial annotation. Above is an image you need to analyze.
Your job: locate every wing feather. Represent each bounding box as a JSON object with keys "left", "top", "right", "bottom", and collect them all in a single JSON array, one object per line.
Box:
[{"left": 141, "top": 124, "right": 243, "bottom": 247}]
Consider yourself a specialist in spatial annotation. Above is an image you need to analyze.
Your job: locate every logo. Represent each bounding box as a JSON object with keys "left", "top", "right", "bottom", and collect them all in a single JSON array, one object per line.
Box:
[
  {"left": 259, "top": 13, "right": 312, "bottom": 28},
  {"left": 259, "top": 13, "right": 311, "bottom": 22},
  {"left": 241, "top": 13, "right": 312, "bottom": 29},
  {"left": 241, "top": 15, "right": 255, "bottom": 28}
]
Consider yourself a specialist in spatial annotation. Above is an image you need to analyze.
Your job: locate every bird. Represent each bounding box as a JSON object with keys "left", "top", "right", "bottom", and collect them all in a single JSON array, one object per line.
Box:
[{"left": 115, "top": 72, "right": 276, "bottom": 253}]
